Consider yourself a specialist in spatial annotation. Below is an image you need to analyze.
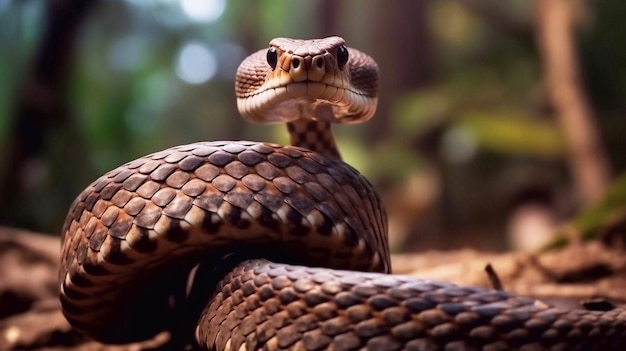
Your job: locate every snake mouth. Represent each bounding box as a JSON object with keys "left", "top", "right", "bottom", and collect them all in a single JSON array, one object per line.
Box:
[{"left": 238, "top": 81, "right": 377, "bottom": 125}]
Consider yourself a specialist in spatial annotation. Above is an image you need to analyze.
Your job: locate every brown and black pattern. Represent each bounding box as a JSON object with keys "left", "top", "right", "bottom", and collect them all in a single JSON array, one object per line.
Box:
[
  {"left": 198, "top": 261, "right": 626, "bottom": 351},
  {"left": 60, "top": 139, "right": 626, "bottom": 350},
  {"left": 287, "top": 119, "right": 341, "bottom": 159},
  {"left": 59, "top": 140, "right": 389, "bottom": 344}
]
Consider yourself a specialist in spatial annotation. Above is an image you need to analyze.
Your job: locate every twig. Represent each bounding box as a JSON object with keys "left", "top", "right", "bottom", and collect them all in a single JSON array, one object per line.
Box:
[{"left": 484, "top": 263, "right": 504, "bottom": 290}]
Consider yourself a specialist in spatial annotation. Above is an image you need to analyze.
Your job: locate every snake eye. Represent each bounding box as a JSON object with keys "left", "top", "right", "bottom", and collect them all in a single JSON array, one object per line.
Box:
[
  {"left": 267, "top": 47, "right": 278, "bottom": 69},
  {"left": 337, "top": 45, "right": 349, "bottom": 70}
]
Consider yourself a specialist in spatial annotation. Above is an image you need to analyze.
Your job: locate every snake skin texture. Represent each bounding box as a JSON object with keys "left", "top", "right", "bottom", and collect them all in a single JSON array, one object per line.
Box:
[
  {"left": 59, "top": 141, "right": 388, "bottom": 343},
  {"left": 197, "top": 261, "right": 626, "bottom": 351},
  {"left": 286, "top": 119, "right": 342, "bottom": 159}
]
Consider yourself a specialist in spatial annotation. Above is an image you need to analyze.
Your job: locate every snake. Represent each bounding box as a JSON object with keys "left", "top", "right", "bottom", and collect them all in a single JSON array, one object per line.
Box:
[{"left": 59, "top": 37, "right": 626, "bottom": 350}]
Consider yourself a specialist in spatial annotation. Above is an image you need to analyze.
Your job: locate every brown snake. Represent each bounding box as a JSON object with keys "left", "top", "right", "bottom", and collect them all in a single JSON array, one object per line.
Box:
[{"left": 60, "top": 37, "right": 626, "bottom": 350}]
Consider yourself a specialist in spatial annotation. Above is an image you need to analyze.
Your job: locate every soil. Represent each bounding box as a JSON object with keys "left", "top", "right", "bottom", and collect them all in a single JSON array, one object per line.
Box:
[{"left": 1, "top": 226, "right": 625, "bottom": 350}]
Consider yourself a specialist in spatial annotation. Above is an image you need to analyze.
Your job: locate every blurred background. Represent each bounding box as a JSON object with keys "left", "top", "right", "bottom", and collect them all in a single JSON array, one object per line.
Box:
[{"left": 0, "top": 0, "right": 624, "bottom": 253}]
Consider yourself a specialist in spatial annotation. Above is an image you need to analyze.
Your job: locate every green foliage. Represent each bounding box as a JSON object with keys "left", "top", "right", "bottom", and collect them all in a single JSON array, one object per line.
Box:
[
  {"left": 571, "top": 175, "right": 626, "bottom": 240},
  {"left": 393, "top": 91, "right": 450, "bottom": 140},
  {"left": 457, "top": 110, "right": 565, "bottom": 158}
]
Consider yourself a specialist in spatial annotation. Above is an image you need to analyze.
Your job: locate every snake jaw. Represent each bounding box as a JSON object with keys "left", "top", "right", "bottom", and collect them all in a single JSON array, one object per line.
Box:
[{"left": 237, "top": 82, "right": 377, "bottom": 126}]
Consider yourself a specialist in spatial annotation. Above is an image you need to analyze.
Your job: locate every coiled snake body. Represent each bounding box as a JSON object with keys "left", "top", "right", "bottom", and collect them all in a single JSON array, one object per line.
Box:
[{"left": 60, "top": 37, "right": 626, "bottom": 350}]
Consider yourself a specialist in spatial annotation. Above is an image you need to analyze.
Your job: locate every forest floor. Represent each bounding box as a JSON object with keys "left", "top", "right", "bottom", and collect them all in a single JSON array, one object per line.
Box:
[{"left": 1, "top": 226, "right": 626, "bottom": 350}]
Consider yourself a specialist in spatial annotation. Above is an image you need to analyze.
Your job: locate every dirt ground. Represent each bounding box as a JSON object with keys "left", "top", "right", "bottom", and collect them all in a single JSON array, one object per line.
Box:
[{"left": 1, "top": 226, "right": 625, "bottom": 350}]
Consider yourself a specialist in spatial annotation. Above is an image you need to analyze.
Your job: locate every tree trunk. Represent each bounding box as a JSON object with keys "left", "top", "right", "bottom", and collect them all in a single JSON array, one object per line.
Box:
[{"left": 535, "top": 0, "right": 611, "bottom": 205}]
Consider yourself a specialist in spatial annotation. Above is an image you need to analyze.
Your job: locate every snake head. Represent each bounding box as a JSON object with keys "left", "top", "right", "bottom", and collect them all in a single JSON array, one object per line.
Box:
[{"left": 235, "top": 36, "right": 379, "bottom": 125}]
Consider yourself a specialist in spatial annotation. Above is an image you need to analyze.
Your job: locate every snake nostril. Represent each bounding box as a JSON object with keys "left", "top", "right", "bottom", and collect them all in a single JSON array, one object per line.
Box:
[
  {"left": 292, "top": 59, "right": 300, "bottom": 69},
  {"left": 316, "top": 58, "right": 324, "bottom": 69}
]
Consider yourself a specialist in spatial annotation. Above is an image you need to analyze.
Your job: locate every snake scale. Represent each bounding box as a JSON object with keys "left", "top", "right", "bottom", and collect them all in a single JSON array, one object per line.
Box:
[{"left": 60, "top": 37, "right": 626, "bottom": 350}]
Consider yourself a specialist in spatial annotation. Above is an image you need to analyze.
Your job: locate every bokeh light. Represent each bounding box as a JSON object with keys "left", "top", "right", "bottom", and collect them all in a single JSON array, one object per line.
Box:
[
  {"left": 109, "top": 35, "right": 146, "bottom": 71},
  {"left": 180, "top": 0, "right": 225, "bottom": 23},
  {"left": 175, "top": 41, "right": 217, "bottom": 84},
  {"left": 0, "top": 0, "right": 9, "bottom": 13},
  {"left": 441, "top": 126, "right": 478, "bottom": 164}
]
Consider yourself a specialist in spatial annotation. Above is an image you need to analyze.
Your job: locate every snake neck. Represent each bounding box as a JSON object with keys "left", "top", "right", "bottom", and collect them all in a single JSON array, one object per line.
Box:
[{"left": 286, "top": 119, "right": 341, "bottom": 160}]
